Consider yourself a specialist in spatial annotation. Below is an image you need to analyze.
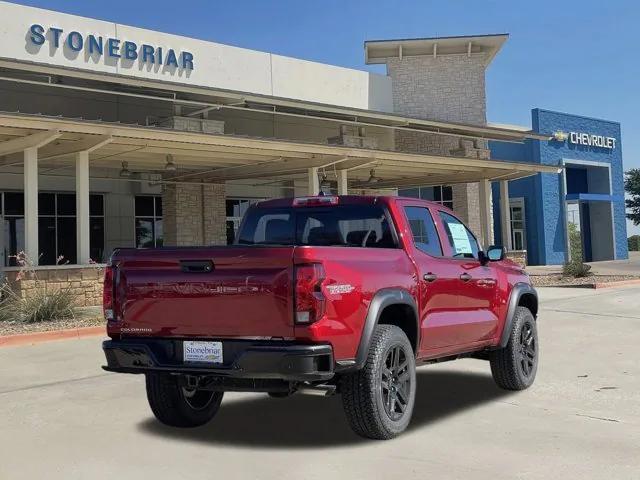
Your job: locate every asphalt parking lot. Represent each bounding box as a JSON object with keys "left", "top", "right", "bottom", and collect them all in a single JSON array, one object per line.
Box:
[{"left": 2, "top": 286, "right": 639, "bottom": 480}]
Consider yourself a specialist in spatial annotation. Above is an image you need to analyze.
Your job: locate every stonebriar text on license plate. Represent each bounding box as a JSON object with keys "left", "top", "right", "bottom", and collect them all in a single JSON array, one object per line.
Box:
[{"left": 183, "top": 341, "right": 223, "bottom": 363}]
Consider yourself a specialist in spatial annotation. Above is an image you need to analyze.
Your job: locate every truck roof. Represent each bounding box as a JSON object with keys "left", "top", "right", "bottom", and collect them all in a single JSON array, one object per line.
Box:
[{"left": 255, "top": 195, "right": 453, "bottom": 212}]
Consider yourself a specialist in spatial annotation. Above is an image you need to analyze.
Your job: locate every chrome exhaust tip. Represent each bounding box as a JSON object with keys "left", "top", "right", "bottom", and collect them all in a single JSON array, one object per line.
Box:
[{"left": 297, "top": 384, "right": 336, "bottom": 397}]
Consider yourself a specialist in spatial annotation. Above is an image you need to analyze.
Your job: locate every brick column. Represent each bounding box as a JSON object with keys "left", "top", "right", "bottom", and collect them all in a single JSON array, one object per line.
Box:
[
  {"left": 203, "top": 183, "right": 227, "bottom": 245},
  {"left": 385, "top": 53, "right": 492, "bottom": 240},
  {"left": 449, "top": 139, "right": 491, "bottom": 241},
  {"left": 163, "top": 182, "right": 227, "bottom": 247}
]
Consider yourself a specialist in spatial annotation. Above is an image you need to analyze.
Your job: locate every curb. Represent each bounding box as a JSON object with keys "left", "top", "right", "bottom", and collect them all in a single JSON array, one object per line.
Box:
[
  {"left": 591, "top": 279, "right": 640, "bottom": 289},
  {"left": 539, "top": 279, "right": 640, "bottom": 289},
  {"left": 0, "top": 325, "right": 105, "bottom": 348}
]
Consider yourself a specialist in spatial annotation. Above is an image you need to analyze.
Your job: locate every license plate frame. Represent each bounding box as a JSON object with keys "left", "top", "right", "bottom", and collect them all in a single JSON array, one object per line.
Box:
[{"left": 183, "top": 341, "right": 223, "bottom": 364}]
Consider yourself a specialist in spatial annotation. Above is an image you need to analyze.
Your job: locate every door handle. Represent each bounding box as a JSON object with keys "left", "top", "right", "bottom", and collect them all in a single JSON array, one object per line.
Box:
[
  {"left": 180, "top": 260, "right": 214, "bottom": 273},
  {"left": 423, "top": 273, "right": 438, "bottom": 283},
  {"left": 459, "top": 273, "right": 472, "bottom": 282}
]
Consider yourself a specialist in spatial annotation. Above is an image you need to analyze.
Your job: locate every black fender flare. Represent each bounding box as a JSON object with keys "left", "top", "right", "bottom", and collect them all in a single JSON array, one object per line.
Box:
[
  {"left": 352, "top": 288, "right": 419, "bottom": 370},
  {"left": 499, "top": 282, "right": 538, "bottom": 348}
]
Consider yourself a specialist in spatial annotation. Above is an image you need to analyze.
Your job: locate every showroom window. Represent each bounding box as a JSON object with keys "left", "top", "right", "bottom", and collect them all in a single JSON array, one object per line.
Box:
[
  {"left": 135, "top": 196, "right": 163, "bottom": 248},
  {"left": 1, "top": 192, "right": 25, "bottom": 267},
  {"left": 398, "top": 185, "right": 453, "bottom": 210},
  {"left": 1, "top": 192, "right": 104, "bottom": 266}
]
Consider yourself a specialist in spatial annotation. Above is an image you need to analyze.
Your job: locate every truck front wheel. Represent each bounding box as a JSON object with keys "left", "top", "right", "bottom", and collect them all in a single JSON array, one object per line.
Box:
[
  {"left": 490, "top": 306, "right": 539, "bottom": 390},
  {"left": 341, "top": 325, "right": 416, "bottom": 440},
  {"left": 145, "top": 373, "right": 223, "bottom": 428}
]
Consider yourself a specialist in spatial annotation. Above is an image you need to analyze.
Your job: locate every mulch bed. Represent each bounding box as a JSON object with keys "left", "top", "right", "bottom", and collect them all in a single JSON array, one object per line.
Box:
[
  {"left": 530, "top": 274, "right": 640, "bottom": 288},
  {"left": 0, "top": 315, "right": 103, "bottom": 337}
]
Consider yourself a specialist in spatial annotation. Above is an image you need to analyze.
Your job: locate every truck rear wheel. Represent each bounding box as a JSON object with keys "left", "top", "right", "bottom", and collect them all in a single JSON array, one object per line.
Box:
[
  {"left": 341, "top": 325, "right": 416, "bottom": 440},
  {"left": 145, "top": 373, "right": 223, "bottom": 428},
  {"left": 490, "top": 306, "right": 539, "bottom": 390}
]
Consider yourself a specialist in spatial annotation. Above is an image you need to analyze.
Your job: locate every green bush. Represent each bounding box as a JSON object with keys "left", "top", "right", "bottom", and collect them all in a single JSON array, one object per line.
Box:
[
  {"left": 628, "top": 235, "right": 640, "bottom": 252},
  {"left": 0, "top": 282, "right": 77, "bottom": 323},
  {"left": 562, "top": 261, "right": 592, "bottom": 278},
  {"left": 567, "top": 222, "right": 583, "bottom": 262}
]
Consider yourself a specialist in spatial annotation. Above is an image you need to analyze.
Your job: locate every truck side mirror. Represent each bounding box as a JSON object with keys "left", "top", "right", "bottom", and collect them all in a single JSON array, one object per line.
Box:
[
  {"left": 479, "top": 246, "right": 506, "bottom": 266},
  {"left": 487, "top": 246, "right": 506, "bottom": 261}
]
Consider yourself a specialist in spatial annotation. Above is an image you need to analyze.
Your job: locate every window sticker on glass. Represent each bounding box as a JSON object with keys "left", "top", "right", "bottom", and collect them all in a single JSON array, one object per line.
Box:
[{"left": 448, "top": 222, "right": 473, "bottom": 255}]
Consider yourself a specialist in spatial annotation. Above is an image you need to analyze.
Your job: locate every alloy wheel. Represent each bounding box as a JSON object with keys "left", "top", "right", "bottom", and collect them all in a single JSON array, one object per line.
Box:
[
  {"left": 518, "top": 321, "right": 537, "bottom": 378},
  {"left": 381, "top": 344, "right": 412, "bottom": 421}
]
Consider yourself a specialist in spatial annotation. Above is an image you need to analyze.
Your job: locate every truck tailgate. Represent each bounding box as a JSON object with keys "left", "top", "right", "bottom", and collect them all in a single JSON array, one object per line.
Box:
[{"left": 111, "top": 246, "right": 294, "bottom": 339}]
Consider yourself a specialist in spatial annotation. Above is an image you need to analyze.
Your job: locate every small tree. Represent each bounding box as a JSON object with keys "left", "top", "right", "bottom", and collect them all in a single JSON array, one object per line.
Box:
[
  {"left": 563, "top": 221, "right": 591, "bottom": 278},
  {"left": 567, "top": 221, "right": 583, "bottom": 262},
  {"left": 625, "top": 169, "right": 640, "bottom": 226}
]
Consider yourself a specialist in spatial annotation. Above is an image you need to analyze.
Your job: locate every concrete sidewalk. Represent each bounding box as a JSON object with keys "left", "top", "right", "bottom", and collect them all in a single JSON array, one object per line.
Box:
[
  {"left": 1, "top": 286, "right": 639, "bottom": 480},
  {"left": 527, "top": 251, "right": 640, "bottom": 276}
]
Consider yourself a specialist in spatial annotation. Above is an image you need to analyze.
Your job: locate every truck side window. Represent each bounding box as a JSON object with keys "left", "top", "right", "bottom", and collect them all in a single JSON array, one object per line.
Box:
[
  {"left": 404, "top": 206, "right": 442, "bottom": 257},
  {"left": 238, "top": 212, "right": 294, "bottom": 245},
  {"left": 438, "top": 211, "right": 479, "bottom": 259}
]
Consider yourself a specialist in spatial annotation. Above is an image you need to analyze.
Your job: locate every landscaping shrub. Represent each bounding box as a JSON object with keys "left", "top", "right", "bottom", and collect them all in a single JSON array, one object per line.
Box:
[
  {"left": 562, "top": 261, "right": 592, "bottom": 278},
  {"left": 567, "top": 222, "right": 583, "bottom": 262},
  {"left": 16, "top": 286, "right": 77, "bottom": 323},
  {"left": 628, "top": 235, "right": 640, "bottom": 252},
  {"left": 0, "top": 282, "right": 18, "bottom": 323},
  {"left": 0, "top": 282, "right": 77, "bottom": 323},
  {"left": 1, "top": 252, "right": 78, "bottom": 323}
]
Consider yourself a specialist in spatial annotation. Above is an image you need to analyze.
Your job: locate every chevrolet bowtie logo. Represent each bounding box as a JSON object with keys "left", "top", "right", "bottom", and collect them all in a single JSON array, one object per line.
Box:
[{"left": 552, "top": 131, "right": 568, "bottom": 142}]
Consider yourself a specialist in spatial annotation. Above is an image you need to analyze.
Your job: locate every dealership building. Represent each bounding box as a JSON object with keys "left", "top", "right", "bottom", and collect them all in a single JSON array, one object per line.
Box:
[{"left": 0, "top": 2, "right": 627, "bottom": 304}]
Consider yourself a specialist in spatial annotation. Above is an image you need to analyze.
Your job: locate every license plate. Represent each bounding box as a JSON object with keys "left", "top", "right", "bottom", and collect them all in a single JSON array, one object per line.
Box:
[{"left": 183, "top": 341, "right": 223, "bottom": 364}]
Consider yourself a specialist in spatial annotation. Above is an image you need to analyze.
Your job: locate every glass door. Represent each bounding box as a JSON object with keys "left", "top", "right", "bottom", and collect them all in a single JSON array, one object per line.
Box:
[{"left": 509, "top": 199, "right": 526, "bottom": 251}]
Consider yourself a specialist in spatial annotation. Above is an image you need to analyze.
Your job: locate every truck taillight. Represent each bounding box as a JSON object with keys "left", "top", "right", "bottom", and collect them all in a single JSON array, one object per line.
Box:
[
  {"left": 103, "top": 266, "right": 115, "bottom": 322},
  {"left": 295, "top": 263, "right": 326, "bottom": 325}
]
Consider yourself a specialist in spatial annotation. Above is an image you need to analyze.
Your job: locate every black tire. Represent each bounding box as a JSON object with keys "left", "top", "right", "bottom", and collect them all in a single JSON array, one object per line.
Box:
[
  {"left": 145, "top": 373, "right": 223, "bottom": 428},
  {"left": 490, "top": 306, "right": 539, "bottom": 390},
  {"left": 341, "top": 325, "right": 416, "bottom": 440}
]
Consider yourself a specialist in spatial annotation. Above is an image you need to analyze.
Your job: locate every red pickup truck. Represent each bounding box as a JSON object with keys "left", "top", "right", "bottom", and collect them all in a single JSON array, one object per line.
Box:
[{"left": 102, "top": 195, "right": 539, "bottom": 439}]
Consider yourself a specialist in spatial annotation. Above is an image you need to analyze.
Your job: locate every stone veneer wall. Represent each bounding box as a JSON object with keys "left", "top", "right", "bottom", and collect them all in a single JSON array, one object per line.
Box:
[
  {"left": 4, "top": 266, "right": 104, "bottom": 307},
  {"left": 203, "top": 183, "right": 228, "bottom": 245},
  {"left": 163, "top": 182, "right": 226, "bottom": 246},
  {"left": 386, "top": 53, "right": 491, "bottom": 241},
  {"left": 506, "top": 250, "right": 528, "bottom": 268}
]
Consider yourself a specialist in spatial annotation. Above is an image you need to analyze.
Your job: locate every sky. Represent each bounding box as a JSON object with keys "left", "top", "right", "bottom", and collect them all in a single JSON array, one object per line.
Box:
[{"left": 11, "top": 0, "right": 640, "bottom": 235}]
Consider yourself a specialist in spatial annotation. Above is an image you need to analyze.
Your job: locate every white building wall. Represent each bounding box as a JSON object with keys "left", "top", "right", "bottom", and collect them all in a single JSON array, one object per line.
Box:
[{"left": 0, "top": 1, "right": 393, "bottom": 112}]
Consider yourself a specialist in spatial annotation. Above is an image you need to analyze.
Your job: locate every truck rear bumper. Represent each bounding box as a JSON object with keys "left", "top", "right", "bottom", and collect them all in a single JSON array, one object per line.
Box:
[{"left": 102, "top": 338, "right": 334, "bottom": 382}]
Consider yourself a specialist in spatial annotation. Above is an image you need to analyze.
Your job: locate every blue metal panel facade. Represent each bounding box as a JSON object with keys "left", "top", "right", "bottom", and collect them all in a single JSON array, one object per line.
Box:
[{"left": 490, "top": 108, "right": 628, "bottom": 265}]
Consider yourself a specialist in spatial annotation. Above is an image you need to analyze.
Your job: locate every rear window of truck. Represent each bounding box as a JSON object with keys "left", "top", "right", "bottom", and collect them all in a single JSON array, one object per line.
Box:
[{"left": 236, "top": 205, "right": 397, "bottom": 248}]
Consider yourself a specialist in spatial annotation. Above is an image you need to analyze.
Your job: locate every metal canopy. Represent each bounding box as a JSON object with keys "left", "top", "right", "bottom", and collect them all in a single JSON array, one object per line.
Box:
[
  {"left": 0, "top": 112, "right": 560, "bottom": 189},
  {"left": 0, "top": 61, "right": 549, "bottom": 144},
  {"left": 365, "top": 34, "right": 509, "bottom": 66}
]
